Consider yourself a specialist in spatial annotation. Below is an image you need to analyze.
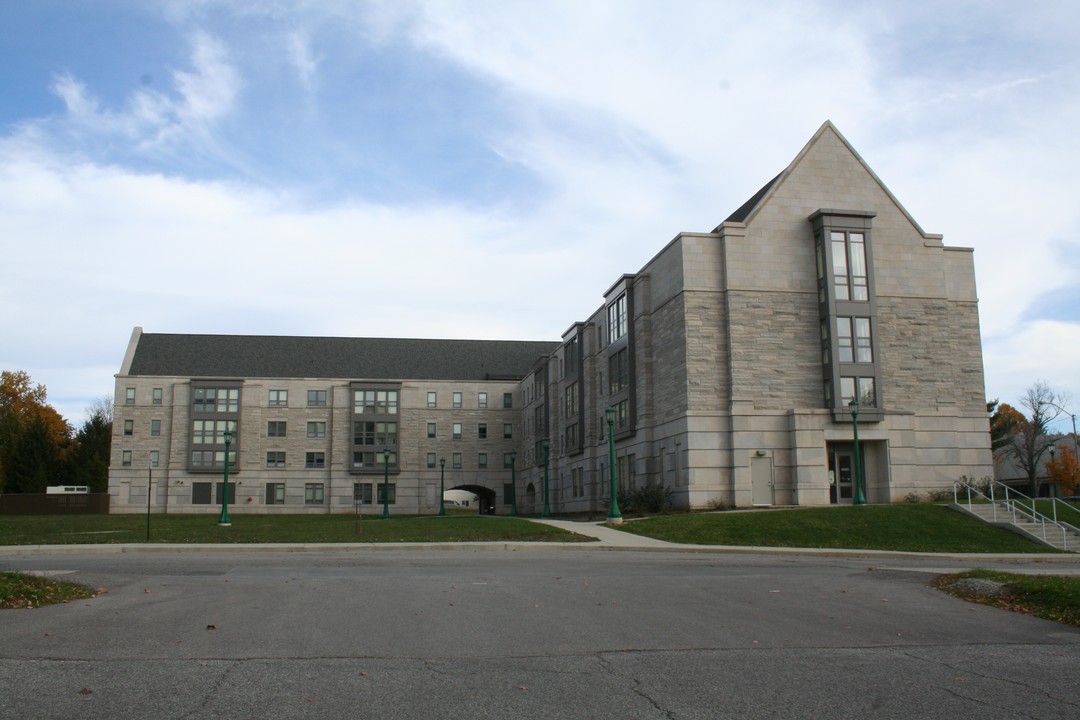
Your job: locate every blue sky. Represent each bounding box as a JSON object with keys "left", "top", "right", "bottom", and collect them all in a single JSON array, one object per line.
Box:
[{"left": 1, "top": 0, "right": 1078, "bottom": 430}]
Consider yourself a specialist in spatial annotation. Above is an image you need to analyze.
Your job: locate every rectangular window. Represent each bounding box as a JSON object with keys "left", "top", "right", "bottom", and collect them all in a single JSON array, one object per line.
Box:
[
  {"left": 427, "top": 391, "right": 437, "bottom": 408},
  {"left": 152, "top": 388, "right": 163, "bottom": 405},
  {"left": 503, "top": 483, "right": 513, "bottom": 504},
  {"left": 267, "top": 421, "right": 286, "bottom": 437},
  {"left": 377, "top": 483, "right": 397, "bottom": 504},
  {"left": 307, "top": 390, "right": 327, "bottom": 407},
  {"left": 503, "top": 423, "right": 513, "bottom": 439},
  {"left": 453, "top": 392, "right": 462, "bottom": 408},
  {"left": 125, "top": 387, "right": 135, "bottom": 405},
  {"left": 353, "top": 483, "right": 372, "bottom": 504},
  {"left": 122, "top": 450, "right": 132, "bottom": 466},
  {"left": 124, "top": 419, "right": 134, "bottom": 436},
  {"left": 854, "top": 317, "right": 873, "bottom": 363},
  {"left": 453, "top": 423, "right": 462, "bottom": 440},
  {"left": 614, "top": 399, "right": 629, "bottom": 430},
  {"left": 307, "top": 421, "right": 326, "bottom": 438},
  {"left": 607, "top": 292, "right": 627, "bottom": 343},
  {"left": 150, "top": 450, "right": 159, "bottom": 468},
  {"left": 354, "top": 389, "right": 399, "bottom": 415},
  {"left": 192, "top": 482, "right": 212, "bottom": 504},
  {"left": 478, "top": 423, "right": 487, "bottom": 439},
  {"left": 564, "top": 382, "right": 579, "bottom": 417},
  {"left": 427, "top": 422, "right": 437, "bottom": 438},
  {"left": 453, "top": 452, "right": 462, "bottom": 469},
  {"left": 266, "top": 483, "right": 286, "bottom": 505},
  {"left": 151, "top": 419, "right": 161, "bottom": 437},
  {"left": 352, "top": 451, "right": 397, "bottom": 468},
  {"left": 478, "top": 392, "right": 488, "bottom": 409},
  {"left": 269, "top": 389, "right": 288, "bottom": 407},
  {"left": 215, "top": 482, "right": 237, "bottom": 505},
  {"left": 565, "top": 423, "right": 579, "bottom": 449},
  {"left": 503, "top": 392, "right": 513, "bottom": 408},
  {"left": 266, "top": 451, "right": 286, "bottom": 468},
  {"left": 831, "top": 231, "right": 869, "bottom": 302},
  {"left": 305, "top": 452, "right": 325, "bottom": 468},
  {"left": 478, "top": 453, "right": 488, "bottom": 469},
  {"left": 839, "top": 377, "right": 877, "bottom": 408},
  {"left": 305, "top": 483, "right": 324, "bottom": 505},
  {"left": 608, "top": 349, "right": 629, "bottom": 394},
  {"left": 427, "top": 452, "right": 437, "bottom": 468}
]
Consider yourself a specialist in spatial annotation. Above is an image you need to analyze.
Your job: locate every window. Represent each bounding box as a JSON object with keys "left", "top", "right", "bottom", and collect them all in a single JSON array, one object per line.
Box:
[
  {"left": 354, "top": 421, "right": 397, "bottom": 446},
  {"left": 503, "top": 392, "right": 513, "bottom": 409},
  {"left": 377, "top": 483, "right": 397, "bottom": 504},
  {"left": 453, "top": 452, "right": 462, "bottom": 469},
  {"left": 478, "top": 453, "right": 488, "bottom": 469},
  {"left": 305, "top": 483, "right": 324, "bottom": 505},
  {"left": 503, "top": 483, "right": 514, "bottom": 505},
  {"left": 427, "top": 452, "right": 437, "bottom": 468},
  {"left": 453, "top": 423, "right": 462, "bottom": 440},
  {"left": 478, "top": 392, "right": 488, "bottom": 409},
  {"left": 353, "top": 483, "right": 372, "bottom": 504},
  {"left": 125, "top": 387, "right": 135, "bottom": 405},
  {"left": 607, "top": 292, "right": 627, "bottom": 343},
  {"left": 152, "top": 388, "right": 162, "bottom": 405},
  {"left": 427, "top": 391, "right": 437, "bottom": 408},
  {"left": 308, "top": 390, "right": 327, "bottom": 407},
  {"left": 124, "top": 420, "right": 134, "bottom": 436},
  {"left": 305, "top": 452, "right": 325, "bottom": 468},
  {"left": 122, "top": 450, "right": 132, "bottom": 466},
  {"left": 194, "top": 387, "right": 239, "bottom": 413},
  {"left": 613, "top": 399, "right": 629, "bottom": 430},
  {"left": 831, "top": 231, "right": 869, "bottom": 302},
  {"left": 192, "top": 482, "right": 212, "bottom": 504},
  {"left": 564, "top": 382, "right": 579, "bottom": 417},
  {"left": 192, "top": 420, "right": 237, "bottom": 445},
  {"left": 427, "top": 422, "right": 437, "bottom": 438},
  {"left": 151, "top": 419, "right": 161, "bottom": 437},
  {"left": 307, "top": 421, "right": 326, "bottom": 438},
  {"left": 353, "top": 389, "right": 399, "bottom": 415},
  {"left": 608, "top": 349, "right": 629, "bottom": 394},
  {"left": 572, "top": 467, "right": 584, "bottom": 498},
  {"left": 269, "top": 389, "right": 288, "bottom": 407},
  {"left": 503, "top": 423, "right": 513, "bottom": 439},
  {"left": 835, "top": 317, "right": 873, "bottom": 364},
  {"left": 267, "top": 421, "right": 286, "bottom": 437},
  {"left": 266, "top": 483, "right": 286, "bottom": 505},
  {"left": 353, "top": 451, "right": 397, "bottom": 468},
  {"left": 840, "top": 377, "right": 877, "bottom": 408},
  {"left": 150, "top": 451, "right": 159, "bottom": 468},
  {"left": 565, "top": 423, "right": 579, "bottom": 449},
  {"left": 453, "top": 392, "right": 462, "bottom": 409},
  {"left": 215, "top": 483, "right": 237, "bottom": 504},
  {"left": 266, "top": 451, "right": 286, "bottom": 468},
  {"left": 478, "top": 423, "right": 487, "bottom": 439}
]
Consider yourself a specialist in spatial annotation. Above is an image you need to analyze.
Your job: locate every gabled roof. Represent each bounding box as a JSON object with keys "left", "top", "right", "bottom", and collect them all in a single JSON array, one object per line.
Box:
[
  {"left": 715, "top": 120, "right": 933, "bottom": 237},
  {"left": 125, "top": 332, "right": 559, "bottom": 381}
]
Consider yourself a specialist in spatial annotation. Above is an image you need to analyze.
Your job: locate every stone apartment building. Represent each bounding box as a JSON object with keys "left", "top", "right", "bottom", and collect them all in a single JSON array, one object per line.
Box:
[{"left": 108, "top": 121, "right": 993, "bottom": 514}]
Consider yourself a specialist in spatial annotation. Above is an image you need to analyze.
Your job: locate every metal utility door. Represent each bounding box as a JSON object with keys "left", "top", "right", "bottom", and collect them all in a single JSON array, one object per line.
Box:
[{"left": 751, "top": 456, "right": 774, "bottom": 506}]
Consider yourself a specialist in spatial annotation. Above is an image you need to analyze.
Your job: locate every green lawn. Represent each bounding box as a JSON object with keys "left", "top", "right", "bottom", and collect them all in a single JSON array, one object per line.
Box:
[
  {"left": 618, "top": 504, "right": 1059, "bottom": 553},
  {"left": 1, "top": 572, "right": 96, "bottom": 610},
  {"left": 0, "top": 513, "right": 592, "bottom": 545},
  {"left": 934, "top": 570, "right": 1080, "bottom": 628}
]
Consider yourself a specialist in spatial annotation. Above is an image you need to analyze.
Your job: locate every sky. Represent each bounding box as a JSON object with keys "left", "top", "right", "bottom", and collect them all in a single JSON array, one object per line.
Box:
[{"left": 1, "top": 0, "right": 1078, "bottom": 432}]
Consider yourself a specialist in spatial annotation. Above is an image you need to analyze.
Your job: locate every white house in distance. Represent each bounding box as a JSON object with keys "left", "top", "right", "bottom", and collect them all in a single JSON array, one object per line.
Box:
[{"left": 109, "top": 122, "right": 993, "bottom": 514}]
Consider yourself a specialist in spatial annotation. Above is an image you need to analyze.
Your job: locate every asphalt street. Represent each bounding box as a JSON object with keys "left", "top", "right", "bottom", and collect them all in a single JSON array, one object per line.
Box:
[{"left": 2, "top": 547, "right": 1079, "bottom": 719}]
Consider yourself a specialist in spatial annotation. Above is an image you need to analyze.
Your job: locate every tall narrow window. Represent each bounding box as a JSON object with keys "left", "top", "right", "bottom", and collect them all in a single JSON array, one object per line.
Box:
[{"left": 607, "top": 293, "right": 627, "bottom": 343}]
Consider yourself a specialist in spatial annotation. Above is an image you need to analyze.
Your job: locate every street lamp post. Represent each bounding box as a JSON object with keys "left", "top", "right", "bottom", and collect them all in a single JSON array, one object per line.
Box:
[
  {"left": 606, "top": 406, "right": 622, "bottom": 524},
  {"left": 510, "top": 450, "right": 518, "bottom": 517},
  {"left": 382, "top": 447, "right": 391, "bottom": 519},
  {"left": 849, "top": 399, "right": 866, "bottom": 505},
  {"left": 146, "top": 456, "right": 153, "bottom": 542},
  {"left": 218, "top": 429, "right": 233, "bottom": 526},
  {"left": 439, "top": 457, "right": 446, "bottom": 516},
  {"left": 541, "top": 437, "right": 551, "bottom": 518}
]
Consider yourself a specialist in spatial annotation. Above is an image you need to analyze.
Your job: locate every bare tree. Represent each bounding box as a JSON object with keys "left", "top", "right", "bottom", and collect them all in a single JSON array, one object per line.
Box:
[
  {"left": 86, "top": 395, "right": 113, "bottom": 424},
  {"left": 1005, "top": 381, "right": 1068, "bottom": 496}
]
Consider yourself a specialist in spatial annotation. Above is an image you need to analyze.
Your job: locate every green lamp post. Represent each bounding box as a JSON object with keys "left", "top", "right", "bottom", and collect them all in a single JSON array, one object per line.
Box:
[
  {"left": 218, "top": 429, "right": 234, "bottom": 526},
  {"left": 849, "top": 399, "right": 866, "bottom": 505},
  {"left": 382, "top": 447, "right": 391, "bottom": 519},
  {"left": 541, "top": 436, "right": 551, "bottom": 518},
  {"left": 439, "top": 457, "right": 446, "bottom": 516},
  {"left": 510, "top": 450, "right": 518, "bottom": 517},
  {"left": 605, "top": 406, "right": 622, "bottom": 523}
]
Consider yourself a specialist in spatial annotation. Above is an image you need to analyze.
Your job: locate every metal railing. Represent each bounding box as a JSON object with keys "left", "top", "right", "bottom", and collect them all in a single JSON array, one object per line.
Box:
[{"left": 953, "top": 478, "right": 1074, "bottom": 551}]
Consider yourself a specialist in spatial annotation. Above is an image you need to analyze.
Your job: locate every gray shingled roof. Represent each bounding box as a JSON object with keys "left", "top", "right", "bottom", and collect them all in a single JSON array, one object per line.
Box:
[
  {"left": 128, "top": 333, "right": 559, "bottom": 381},
  {"left": 719, "top": 172, "right": 783, "bottom": 226}
]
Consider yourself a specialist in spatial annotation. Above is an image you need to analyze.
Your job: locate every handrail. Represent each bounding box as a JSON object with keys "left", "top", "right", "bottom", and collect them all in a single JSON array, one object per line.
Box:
[{"left": 953, "top": 478, "right": 1072, "bottom": 551}]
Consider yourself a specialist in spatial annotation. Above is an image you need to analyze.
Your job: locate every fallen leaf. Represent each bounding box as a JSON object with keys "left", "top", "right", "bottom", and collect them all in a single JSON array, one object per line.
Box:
[
  {"left": 359, "top": 672, "right": 368, "bottom": 677},
  {"left": 96, "top": 587, "right": 108, "bottom": 594},
  {"left": 518, "top": 685, "right": 528, "bottom": 691},
  {"left": 79, "top": 689, "right": 92, "bottom": 695},
  {"left": 143, "top": 588, "right": 152, "bottom": 593},
  {"left": 206, "top": 624, "right": 218, "bottom": 630}
]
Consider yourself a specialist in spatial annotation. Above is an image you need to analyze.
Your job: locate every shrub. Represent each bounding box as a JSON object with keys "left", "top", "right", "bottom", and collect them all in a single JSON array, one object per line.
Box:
[{"left": 617, "top": 484, "right": 674, "bottom": 514}]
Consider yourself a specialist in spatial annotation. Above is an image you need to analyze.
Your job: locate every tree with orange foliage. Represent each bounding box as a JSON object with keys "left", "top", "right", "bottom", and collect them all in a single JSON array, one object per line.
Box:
[
  {"left": 1046, "top": 444, "right": 1079, "bottom": 497},
  {"left": 0, "top": 370, "right": 72, "bottom": 492}
]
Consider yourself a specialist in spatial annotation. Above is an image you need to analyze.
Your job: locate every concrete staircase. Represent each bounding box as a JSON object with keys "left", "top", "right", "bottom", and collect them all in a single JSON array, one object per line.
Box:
[{"left": 954, "top": 502, "right": 1080, "bottom": 552}]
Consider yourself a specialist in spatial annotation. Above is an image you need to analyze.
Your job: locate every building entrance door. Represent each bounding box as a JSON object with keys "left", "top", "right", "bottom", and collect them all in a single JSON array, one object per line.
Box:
[
  {"left": 751, "top": 456, "right": 773, "bottom": 506},
  {"left": 829, "top": 449, "right": 854, "bottom": 504}
]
